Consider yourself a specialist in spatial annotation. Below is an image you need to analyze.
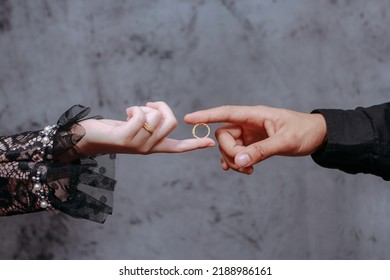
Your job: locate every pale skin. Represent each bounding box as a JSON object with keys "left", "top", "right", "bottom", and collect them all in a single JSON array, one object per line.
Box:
[
  {"left": 76, "top": 101, "right": 215, "bottom": 156},
  {"left": 184, "top": 105, "right": 328, "bottom": 175}
]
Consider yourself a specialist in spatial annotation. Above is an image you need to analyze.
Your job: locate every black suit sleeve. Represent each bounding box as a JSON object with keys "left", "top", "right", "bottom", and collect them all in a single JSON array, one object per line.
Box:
[{"left": 311, "top": 102, "right": 390, "bottom": 180}]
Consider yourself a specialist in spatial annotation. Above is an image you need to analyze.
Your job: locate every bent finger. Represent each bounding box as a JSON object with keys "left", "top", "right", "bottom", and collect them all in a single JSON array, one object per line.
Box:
[
  {"left": 146, "top": 101, "right": 178, "bottom": 138},
  {"left": 215, "top": 125, "right": 243, "bottom": 158},
  {"left": 221, "top": 157, "right": 229, "bottom": 171},
  {"left": 138, "top": 108, "right": 163, "bottom": 138},
  {"left": 123, "top": 106, "right": 146, "bottom": 139}
]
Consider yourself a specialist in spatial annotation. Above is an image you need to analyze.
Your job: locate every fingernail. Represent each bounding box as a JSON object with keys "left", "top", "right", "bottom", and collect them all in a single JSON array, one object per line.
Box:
[
  {"left": 236, "top": 154, "right": 250, "bottom": 167},
  {"left": 208, "top": 141, "right": 215, "bottom": 147}
]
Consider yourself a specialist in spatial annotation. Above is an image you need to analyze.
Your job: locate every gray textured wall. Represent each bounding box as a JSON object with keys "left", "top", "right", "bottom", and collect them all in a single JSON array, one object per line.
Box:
[{"left": 1, "top": 0, "right": 390, "bottom": 259}]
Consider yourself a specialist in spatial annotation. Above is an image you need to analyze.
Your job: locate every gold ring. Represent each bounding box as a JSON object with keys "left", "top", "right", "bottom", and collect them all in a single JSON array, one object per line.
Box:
[
  {"left": 192, "top": 123, "right": 210, "bottom": 139},
  {"left": 143, "top": 122, "right": 155, "bottom": 133}
]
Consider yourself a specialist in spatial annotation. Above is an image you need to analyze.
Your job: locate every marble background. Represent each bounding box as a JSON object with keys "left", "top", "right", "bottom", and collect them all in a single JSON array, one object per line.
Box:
[{"left": 1, "top": 0, "right": 390, "bottom": 259}]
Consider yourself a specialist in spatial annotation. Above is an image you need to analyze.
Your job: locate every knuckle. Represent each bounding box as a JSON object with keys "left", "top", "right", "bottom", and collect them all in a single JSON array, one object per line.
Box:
[
  {"left": 215, "top": 125, "right": 230, "bottom": 139},
  {"left": 139, "top": 146, "right": 151, "bottom": 155},
  {"left": 169, "top": 118, "right": 178, "bottom": 129},
  {"left": 252, "top": 144, "right": 267, "bottom": 161},
  {"left": 133, "top": 110, "right": 146, "bottom": 124},
  {"left": 282, "top": 132, "right": 299, "bottom": 152}
]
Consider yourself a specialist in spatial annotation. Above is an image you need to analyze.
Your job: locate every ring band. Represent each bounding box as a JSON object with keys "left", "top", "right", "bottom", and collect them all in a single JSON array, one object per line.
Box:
[
  {"left": 143, "top": 122, "right": 155, "bottom": 133},
  {"left": 192, "top": 123, "right": 210, "bottom": 139}
]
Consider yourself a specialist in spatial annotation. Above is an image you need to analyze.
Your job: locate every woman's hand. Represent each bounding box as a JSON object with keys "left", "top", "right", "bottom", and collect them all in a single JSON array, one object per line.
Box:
[{"left": 76, "top": 101, "right": 215, "bottom": 156}]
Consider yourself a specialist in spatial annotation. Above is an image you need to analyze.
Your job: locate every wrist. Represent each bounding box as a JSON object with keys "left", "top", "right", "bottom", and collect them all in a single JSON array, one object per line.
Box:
[
  {"left": 75, "top": 119, "right": 100, "bottom": 156},
  {"left": 310, "top": 113, "right": 328, "bottom": 151}
]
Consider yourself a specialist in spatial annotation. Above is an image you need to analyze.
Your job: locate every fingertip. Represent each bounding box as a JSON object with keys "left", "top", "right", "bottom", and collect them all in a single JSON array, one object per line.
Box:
[
  {"left": 183, "top": 113, "right": 191, "bottom": 122},
  {"left": 145, "top": 101, "right": 155, "bottom": 107},
  {"left": 125, "top": 106, "right": 135, "bottom": 116},
  {"left": 235, "top": 153, "right": 251, "bottom": 168},
  {"left": 221, "top": 158, "right": 229, "bottom": 170},
  {"left": 238, "top": 166, "right": 254, "bottom": 175},
  {"left": 126, "top": 106, "right": 140, "bottom": 118},
  {"left": 195, "top": 138, "right": 215, "bottom": 149},
  {"left": 206, "top": 138, "right": 216, "bottom": 147},
  {"left": 183, "top": 113, "right": 197, "bottom": 124}
]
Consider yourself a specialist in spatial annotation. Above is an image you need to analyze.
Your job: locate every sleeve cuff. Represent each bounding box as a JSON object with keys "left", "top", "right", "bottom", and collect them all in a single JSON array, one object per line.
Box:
[{"left": 310, "top": 108, "right": 376, "bottom": 176}]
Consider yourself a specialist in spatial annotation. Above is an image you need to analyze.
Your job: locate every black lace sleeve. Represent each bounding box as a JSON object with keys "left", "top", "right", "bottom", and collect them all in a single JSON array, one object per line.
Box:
[{"left": 0, "top": 105, "right": 116, "bottom": 223}]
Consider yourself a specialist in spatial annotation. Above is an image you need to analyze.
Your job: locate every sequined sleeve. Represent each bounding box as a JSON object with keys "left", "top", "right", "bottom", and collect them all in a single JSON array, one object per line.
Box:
[{"left": 0, "top": 105, "right": 116, "bottom": 223}]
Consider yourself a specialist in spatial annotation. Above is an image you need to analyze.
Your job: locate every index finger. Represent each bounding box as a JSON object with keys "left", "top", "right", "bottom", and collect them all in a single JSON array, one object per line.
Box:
[{"left": 184, "top": 105, "right": 265, "bottom": 124}]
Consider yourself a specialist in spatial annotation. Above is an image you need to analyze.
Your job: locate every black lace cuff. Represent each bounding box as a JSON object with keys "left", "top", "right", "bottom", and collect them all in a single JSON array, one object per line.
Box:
[{"left": 0, "top": 105, "right": 116, "bottom": 223}]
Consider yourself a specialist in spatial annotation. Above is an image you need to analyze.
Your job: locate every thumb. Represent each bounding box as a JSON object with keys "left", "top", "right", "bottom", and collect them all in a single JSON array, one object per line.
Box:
[{"left": 234, "top": 137, "right": 282, "bottom": 168}]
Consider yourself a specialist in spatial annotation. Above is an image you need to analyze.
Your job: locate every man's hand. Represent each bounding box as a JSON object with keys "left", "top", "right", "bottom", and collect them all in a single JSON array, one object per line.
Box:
[{"left": 185, "top": 105, "right": 327, "bottom": 174}]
